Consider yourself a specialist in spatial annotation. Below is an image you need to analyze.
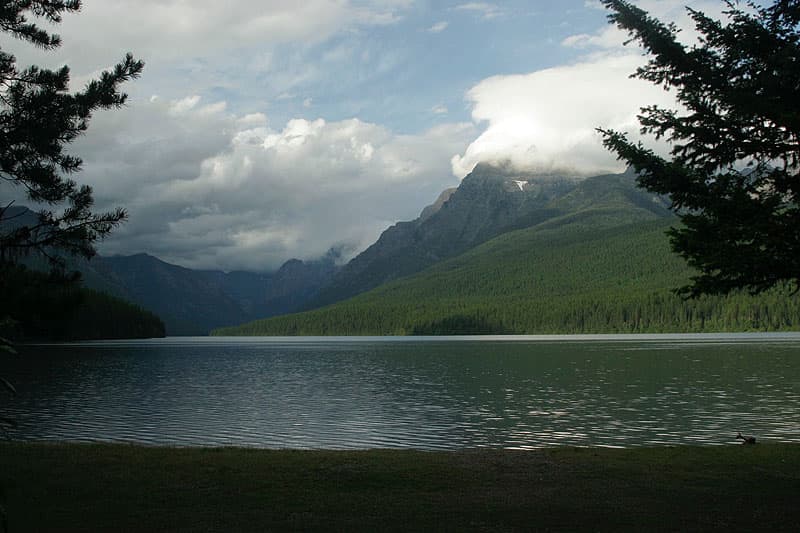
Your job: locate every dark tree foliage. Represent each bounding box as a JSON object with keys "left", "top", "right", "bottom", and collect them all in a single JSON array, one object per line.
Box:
[
  {"left": 0, "top": 0, "right": 143, "bottom": 270},
  {"left": 599, "top": 0, "right": 800, "bottom": 296},
  {"left": 0, "top": 264, "right": 165, "bottom": 341}
]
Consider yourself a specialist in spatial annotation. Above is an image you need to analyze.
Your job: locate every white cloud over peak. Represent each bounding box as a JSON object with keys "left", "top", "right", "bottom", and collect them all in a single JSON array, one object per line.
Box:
[
  {"left": 451, "top": 54, "right": 675, "bottom": 177},
  {"left": 453, "top": 0, "right": 724, "bottom": 178}
]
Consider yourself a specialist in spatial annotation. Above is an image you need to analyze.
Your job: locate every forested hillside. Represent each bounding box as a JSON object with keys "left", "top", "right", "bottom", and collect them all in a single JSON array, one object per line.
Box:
[
  {"left": 75, "top": 249, "right": 340, "bottom": 335},
  {"left": 9, "top": 214, "right": 341, "bottom": 335},
  {"left": 1, "top": 265, "right": 165, "bottom": 341},
  {"left": 214, "top": 214, "right": 800, "bottom": 336},
  {"left": 308, "top": 164, "right": 582, "bottom": 308}
]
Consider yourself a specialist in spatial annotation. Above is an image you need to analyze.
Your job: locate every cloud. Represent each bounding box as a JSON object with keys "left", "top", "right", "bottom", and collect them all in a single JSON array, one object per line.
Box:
[
  {"left": 427, "top": 21, "right": 449, "bottom": 33},
  {"left": 2, "top": 0, "right": 734, "bottom": 273},
  {"left": 71, "top": 97, "right": 474, "bottom": 271},
  {"left": 453, "top": 0, "right": 725, "bottom": 178},
  {"left": 452, "top": 54, "right": 677, "bottom": 177},
  {"left": 455, "top": 3, "right": 503, "bottom": 20},
  {"left": 0, "top": 1, "right": 414, "bottom": 80},
  {"left": 563, "top": 0, "right": 726, "bottom": 50}
]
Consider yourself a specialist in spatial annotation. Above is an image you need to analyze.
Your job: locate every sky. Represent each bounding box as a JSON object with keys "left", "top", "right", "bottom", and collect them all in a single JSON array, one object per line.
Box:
[{"left": 1, "top": 0, "right": 727, "bottom": 272}]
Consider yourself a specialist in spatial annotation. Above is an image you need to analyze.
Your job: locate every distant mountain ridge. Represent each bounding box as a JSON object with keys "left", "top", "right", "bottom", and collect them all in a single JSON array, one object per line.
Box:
[
  {"left": 78, "top": 251, "right": 339, "bottom": 335},
  {"left": 308, "top": 164, "right": 671, "bottom": 308},
  {"left": 3, "top": 206, "right": 341, "bottom": 335},
  {"left": 215, "top": 169, "right": 800, "bottom": 336},
  {"left": 5, "top": 164, "right": 676, "bottom": 336}
]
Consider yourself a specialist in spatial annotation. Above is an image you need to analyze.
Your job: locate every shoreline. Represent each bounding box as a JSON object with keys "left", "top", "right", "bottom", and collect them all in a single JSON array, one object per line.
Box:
[
  {"left": 22, "top": 330, "right": 800, "bottom": 346},
  {"left": 2, "top": 442, "right": 797, "bottom": 531}
]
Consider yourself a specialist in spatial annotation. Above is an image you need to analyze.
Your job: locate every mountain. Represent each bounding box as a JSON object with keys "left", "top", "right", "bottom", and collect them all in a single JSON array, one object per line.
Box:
[
  {"left": 261, "top": 248, "right": 341, "bottom": 312},
  {"left": 0, "top": 205, "right": 39, "bottom": 230},
  {"left": 1, "top": 263, "right": 165, "bottom": 341},
  {"left": 215, "top": 169, "right": 800, "bottom": 335},
  {"left": 78, "top": 252, "right": 339, "bottom": 335},
  {"left": 307, "top": 164, "right": 669, "bottom": 309},
  {"left": 79, "top": 254, "right": 258, "bottom": 335},
  {"left": 3, "top": 206, "right": 340, "bottom": 335}
]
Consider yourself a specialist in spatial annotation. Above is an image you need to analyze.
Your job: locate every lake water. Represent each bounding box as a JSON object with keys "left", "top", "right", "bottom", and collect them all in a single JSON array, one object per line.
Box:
[{"left": 4, "top": 334, "right": 800, "bottom": 449}]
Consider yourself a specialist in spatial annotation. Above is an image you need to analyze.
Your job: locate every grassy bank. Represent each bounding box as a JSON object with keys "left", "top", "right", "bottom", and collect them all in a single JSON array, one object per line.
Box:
[{"left": 1, "top": 443, "right": 798, "bottom": 532}]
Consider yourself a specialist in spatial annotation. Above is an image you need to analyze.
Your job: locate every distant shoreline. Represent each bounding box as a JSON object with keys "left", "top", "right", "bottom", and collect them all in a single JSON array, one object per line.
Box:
[{"left": 22, "top": 330, "right": 800, "bottom": 346}]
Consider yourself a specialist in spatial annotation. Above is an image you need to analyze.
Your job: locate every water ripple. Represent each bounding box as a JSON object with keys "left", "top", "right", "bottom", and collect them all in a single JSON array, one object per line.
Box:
[{"left": 4, "top": 336, "right": 800, "bottom": 448}]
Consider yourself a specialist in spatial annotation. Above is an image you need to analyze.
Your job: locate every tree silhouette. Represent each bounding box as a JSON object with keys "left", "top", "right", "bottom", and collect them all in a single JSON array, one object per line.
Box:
[
  {"left": 0, "top": 0, "right": 144, "bottom": 271},
  {"left": 599, "top": 0, "right": 800, "bottom": 296}
]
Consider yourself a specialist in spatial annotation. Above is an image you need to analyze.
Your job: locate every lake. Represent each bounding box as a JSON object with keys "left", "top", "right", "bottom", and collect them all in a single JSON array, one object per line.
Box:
[{"left": 4, "top": 334, "right": 800, "bottom": 449}]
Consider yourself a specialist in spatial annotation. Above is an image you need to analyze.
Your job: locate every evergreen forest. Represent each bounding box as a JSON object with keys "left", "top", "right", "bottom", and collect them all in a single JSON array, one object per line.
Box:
[
  {"left": 214, "top": 215, "right": 800, "bottom": 336},
  {"left": 1, "top": 265, "right": 165, "bottom": 341}
]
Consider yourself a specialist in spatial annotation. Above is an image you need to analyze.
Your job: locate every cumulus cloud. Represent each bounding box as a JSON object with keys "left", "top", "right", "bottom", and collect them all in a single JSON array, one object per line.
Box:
[
  {"left": 72, "top": 97, "right": 474, "bottom": 271},
  {"left": 451, "top": 54, "right": 677, "bottom": 177},
  {"left": 1, "top": 0, "right": 471, "bottom": 272},
  {"left": 452, "top": 0, "right": 725, "bottom": 178}
]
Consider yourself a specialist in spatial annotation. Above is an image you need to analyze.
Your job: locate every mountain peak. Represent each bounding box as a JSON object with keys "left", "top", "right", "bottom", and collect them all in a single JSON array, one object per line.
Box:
[
  {"left": 419, "top": 187, "right": 457, "bottom": 222},
  {"left": 462, "top": 163, "right": 582, "bottom": 193},
  {"left": 308, "top": 167, "right": 672, "bottom": 310}
]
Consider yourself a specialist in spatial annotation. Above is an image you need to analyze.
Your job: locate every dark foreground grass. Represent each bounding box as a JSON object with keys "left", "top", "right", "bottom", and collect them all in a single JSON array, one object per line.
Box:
[{"left": 0, "top": 443, "right": 798, "bottom": 532}]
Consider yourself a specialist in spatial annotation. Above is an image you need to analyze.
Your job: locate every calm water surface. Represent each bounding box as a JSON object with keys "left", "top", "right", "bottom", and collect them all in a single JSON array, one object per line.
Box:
[{"left": 5, "top": 334, "right": 800, "bottom": 449}]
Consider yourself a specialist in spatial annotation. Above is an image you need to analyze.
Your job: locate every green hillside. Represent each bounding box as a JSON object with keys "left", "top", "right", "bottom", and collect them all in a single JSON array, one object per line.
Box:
[
  {"left": 214, "top": 209, "right": 800, "bottom": 336},
  {"left": 1, "top": 265, "right": 165, "bottom": 341},
  {"left": 308, "top": 166, "right": 669, "bottom": 309}
]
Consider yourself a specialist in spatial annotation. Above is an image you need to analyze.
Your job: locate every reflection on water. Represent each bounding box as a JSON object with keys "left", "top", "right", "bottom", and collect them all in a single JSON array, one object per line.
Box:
[{"left": 4, "top": 334, "right": 800, "bottom": 449}]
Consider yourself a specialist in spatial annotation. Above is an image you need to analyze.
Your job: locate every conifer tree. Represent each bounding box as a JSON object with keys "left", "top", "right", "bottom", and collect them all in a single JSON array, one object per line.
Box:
[
  {"left": 599, "top": 0, "right": 800, "bottom": 296},
  {"left": 0, "top": 0, "right": 143, "bottom": 270}
]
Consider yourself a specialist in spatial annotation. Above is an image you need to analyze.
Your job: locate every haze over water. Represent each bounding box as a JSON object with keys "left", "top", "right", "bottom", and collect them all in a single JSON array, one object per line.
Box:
[{"left": 6, "top": 334, "right": 800, "bottom": 449}]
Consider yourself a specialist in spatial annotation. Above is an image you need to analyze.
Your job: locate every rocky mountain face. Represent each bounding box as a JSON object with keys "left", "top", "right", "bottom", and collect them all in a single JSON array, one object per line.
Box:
[
  {"left": 214, "top": 166, "right": 681, "bottom": 337},
  {"left": 308, "top": 164, "right": 595, "bottom": 307}
]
